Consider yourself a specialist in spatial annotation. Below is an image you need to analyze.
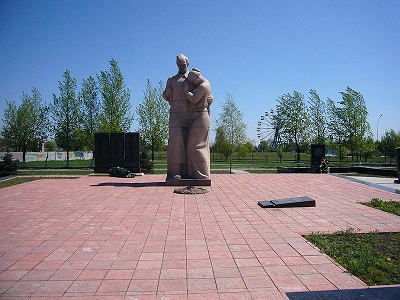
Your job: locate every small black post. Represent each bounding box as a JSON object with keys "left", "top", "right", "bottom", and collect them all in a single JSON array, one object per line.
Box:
[{"left": 395, "top": 147, "right": 400, "bottom": 184}]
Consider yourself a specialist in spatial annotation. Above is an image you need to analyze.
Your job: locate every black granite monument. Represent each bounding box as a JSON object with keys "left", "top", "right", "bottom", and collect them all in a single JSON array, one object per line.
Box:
[{"left": 94, "top": 132, "right": 140, "bottom": 173}]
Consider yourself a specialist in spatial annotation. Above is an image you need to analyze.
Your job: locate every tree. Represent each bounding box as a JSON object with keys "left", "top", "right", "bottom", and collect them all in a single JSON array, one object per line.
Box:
[
  {"left": 51, "top": 69, "right": 80, "bottom": 167},
  {"left": 1, "top": 88, "right": 49, "bottom": 166},
  {"left": 327, "top": 87, "right": 372, "bottom": 161},
  {"left": 216, "top": 92, "right": 247, "bottom": 173},
  {"left": 213, "top": 125, "right": 230, "bottom": 161},
  {"left": 237, "top": 141, "right": 254, "bottom": 159},
  {"left": 136, "top": 80, "right": 169, "bottom": 160},
  {"left": 377, "top": 129, "right": 400, "bottom": 163},
  {"left": 277, "top": 147, "right": 284, "bottom": 163},
  {"left": 257, "top": 140, "right": 271, "bottom": 152},
  {"left": 78, "top": 76, "right": 100, "bottom": 152},
  {"left": 308, "top": 89, "right": 327, "bottom": 144},
  {"left": 98, "top": 59, "right": 133, "bottom": 132},
  {"left": 275, "top": 91, "right": 310, "bottom": 163}
]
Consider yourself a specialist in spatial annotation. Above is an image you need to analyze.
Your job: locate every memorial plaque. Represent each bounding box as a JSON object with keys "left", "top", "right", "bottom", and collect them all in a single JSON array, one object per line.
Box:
[
  {"left": 94, "top": 132, "right": 141, "bottom": 173},
  {"left": 94, "top": 133, "right": 110, "bottom": 173},
  {"left": 110, "top": 133, "right": 125, "bottom": 168},
  {"left": 311, "top": 144, "right": 325, "bottom": 173},
  {"left": 125, "top": 132, "right": 140, "bottom": 173},
  {"left": 258, "top": 196, "right": 316, "bottom": 208}
]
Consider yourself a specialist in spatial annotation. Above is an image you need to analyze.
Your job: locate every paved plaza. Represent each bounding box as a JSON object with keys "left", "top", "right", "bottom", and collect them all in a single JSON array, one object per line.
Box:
[{"left": 0, "top": 174, "right": 399, "bottom": 299}]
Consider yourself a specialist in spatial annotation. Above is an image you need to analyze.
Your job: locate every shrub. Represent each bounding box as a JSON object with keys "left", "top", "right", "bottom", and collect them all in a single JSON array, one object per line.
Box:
[{"left": 0, "top": 153, "right": 19, "bottom": 177}]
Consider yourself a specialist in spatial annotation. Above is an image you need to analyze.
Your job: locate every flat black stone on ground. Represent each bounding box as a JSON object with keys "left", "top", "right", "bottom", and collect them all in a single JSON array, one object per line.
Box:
[
  {"left": 258, "top": 196, "right": 316, "bottom": 208},
  {"left": 286, "top": 286, "right": 400, "bottom": 300}
]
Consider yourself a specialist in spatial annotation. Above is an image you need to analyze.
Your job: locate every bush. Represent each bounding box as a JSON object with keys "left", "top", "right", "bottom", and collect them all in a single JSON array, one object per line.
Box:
[
  {"left": 0, "top": 153, "right": 19, "bottom": 177},
  {"left": 140, "top": 151, "right": 154, "bottom": 174}
]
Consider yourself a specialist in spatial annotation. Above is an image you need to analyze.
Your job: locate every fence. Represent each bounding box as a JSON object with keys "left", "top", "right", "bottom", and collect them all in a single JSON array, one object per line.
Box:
[{"left": 0, "top": 152, "right": 93, "bottom": 162}]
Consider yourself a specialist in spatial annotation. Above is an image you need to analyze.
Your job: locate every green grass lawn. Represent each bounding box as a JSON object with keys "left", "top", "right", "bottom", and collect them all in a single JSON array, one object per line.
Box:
[
  {"left": 360, "top": 198, "right": 400, "bottom": 216},
  {"left": 305, "top": 230, "right": 400, "bottom": 286},
  {"left": 0, "top": 177, "right": 42, "bottom": 188},
  {"left": 305, "top": 199, "right": 400, "bottom": 286}
]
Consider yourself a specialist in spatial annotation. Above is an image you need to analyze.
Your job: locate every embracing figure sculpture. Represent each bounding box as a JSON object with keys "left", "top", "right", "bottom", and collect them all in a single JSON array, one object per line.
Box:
[{"left": 163, "top": 54, "right": 212, "bottom": 185}]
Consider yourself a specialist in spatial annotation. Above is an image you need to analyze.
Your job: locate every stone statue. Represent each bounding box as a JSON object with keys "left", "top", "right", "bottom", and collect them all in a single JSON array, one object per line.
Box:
[
  {"left": 163, "top": 55, "right": 212, "bottom": 185},
  {"left": 185, "top": 68, "right": 212, "bottom": 179}
]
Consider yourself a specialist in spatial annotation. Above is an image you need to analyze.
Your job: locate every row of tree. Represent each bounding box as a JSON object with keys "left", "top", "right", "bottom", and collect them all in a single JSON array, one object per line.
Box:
[
  {"left": 2, "top": 58, "right": 399, "bottom": 167},
  {"left": 213, "top": 86, "right": 400, "bottom": 165},
  {"left": 261, "top": 87, "right": 374, "bottom": 162},
  {"left": 1, "top": 59, "right": 138, "bottom": 166}
]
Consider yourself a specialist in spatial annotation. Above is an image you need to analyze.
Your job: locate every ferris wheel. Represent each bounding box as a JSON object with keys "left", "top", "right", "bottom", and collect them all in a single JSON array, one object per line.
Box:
[{"left": 257, "top": 109, "right": 281, "bottom": 150}]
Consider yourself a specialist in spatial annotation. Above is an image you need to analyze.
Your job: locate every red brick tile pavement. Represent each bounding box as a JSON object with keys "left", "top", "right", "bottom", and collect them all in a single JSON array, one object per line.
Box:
[{"left": 0, "top": 174, "right": 399, "bottom": 298}]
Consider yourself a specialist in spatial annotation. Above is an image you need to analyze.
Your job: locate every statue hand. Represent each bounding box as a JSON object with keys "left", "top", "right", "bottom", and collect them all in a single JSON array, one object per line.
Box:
[{"left": 207, "top": 95, "right": 214, "bottom": 105}]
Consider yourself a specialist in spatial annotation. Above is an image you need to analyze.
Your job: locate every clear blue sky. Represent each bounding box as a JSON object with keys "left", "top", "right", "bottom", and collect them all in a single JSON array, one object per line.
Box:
[{"left": 1, "top": 0, "right": 399, "bottom": 144}]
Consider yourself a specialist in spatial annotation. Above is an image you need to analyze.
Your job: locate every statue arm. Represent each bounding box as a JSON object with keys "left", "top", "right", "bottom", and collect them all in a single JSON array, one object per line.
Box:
[
  {"left": 163, "top": 77, "right": 172, "bottom": 101},
  {"left": 186, "top": 84, "right": 208, "bottom": 104}
]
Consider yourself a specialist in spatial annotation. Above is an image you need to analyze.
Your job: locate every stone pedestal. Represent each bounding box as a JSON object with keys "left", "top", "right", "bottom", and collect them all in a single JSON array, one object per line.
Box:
[
  {"left": 165, "top": 177, "right": 211, "bottom": 186},
  {"left": 395, "top": 147, "right": 400, "bottom": 184}
]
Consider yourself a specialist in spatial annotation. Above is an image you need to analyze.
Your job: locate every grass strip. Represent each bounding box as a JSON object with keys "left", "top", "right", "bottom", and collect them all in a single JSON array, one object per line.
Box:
[
  {"left": 0, "top": 177, "right": 41, "bottom": 188},
  {"left": 0, "top": 176, "right": 80, "bottom": 189},
  {"left": 360, "top": 198, "right": 400, "bottom": 216},
  {"left": 305, "top": 229, "right": 400, "bottom": 286}
]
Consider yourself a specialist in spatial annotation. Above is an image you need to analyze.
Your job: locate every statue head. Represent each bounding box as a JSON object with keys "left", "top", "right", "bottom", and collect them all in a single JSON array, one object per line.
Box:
[
  {"left": 176, "top": 54, "right": 189, "bottom": 75},
  {"left": 188, "top": 68, "right": 201, "bottom": 85}
]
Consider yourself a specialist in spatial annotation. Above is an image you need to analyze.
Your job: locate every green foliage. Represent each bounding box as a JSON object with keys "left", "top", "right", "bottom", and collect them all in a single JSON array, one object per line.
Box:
[
  {"left": 78, "top": 76, "right": 100, "bottom": 151},
  {"left": 0, "top": 177, "right": 40, "bottom": 188},
  {"left": 305, "top": 230, "right": 400, "bottom": 285},
  {"left": 237, "top": 141, "right": 254, "bottom": 159},
  {"left": 276, "top": 147, "right": 284, "bottom": 162},
  {"left": 140, "top": 151, "right": 154, "bottom": 174},
  {"left": 212, "top": 125, "right": 230, "bottom": 161},
  {"left": 308, "top": 89, "right": 327, "bottom": 144},
  {"left": 275, "top": 91, "right": 310, "bottom": 161},
  {"left": 136, "top": 80, "right": 169, "bottom": 159},
  {"left": 0, "top": 153, "right": 19, "bottom": 177},
  {"left": 327, "top": 87, "right": 372, "bottom": 159},
  {"left": 51, "top": 69, "right": 80, "bottom": 163},
  {"left": 377, "top": 129, "right": 400, "bottom": 162},
  {"left": 1, "top": 88, "right": 49, "bottom": 163},
  {"left": 98, "top": 59, "right": 133, "bottom": 132},
  {"left": 215, "top": 92, "right": 248, "bottom": 171},
  {"left": 44, "top": 141, "right": 56, "bottom": 151},
  {"left": 361, "top": 198, "right": 400, "bottom": 216},
  {"left": 257, "top": 140, "right": 271, "bottom": 152}
]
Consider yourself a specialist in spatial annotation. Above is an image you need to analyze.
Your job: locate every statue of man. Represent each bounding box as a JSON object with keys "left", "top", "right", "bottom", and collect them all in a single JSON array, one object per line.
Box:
[
  {"left": 184, "top": 68, "right": 212, "bottom": 179},
  {"left": 163, "top": 54, "right": 190, "bottom": 179},
  {"left": 163, "top": 55, "right": 213, "bottom": 182}
]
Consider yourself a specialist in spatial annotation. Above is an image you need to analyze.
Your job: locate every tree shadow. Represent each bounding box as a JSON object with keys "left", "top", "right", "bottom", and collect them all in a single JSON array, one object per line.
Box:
[{"left": 91, "top": 181, "right": 166, "bottom": 187}]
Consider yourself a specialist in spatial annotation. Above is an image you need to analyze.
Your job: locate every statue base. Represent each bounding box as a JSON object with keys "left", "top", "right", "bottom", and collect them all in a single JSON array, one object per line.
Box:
[{"left": 165, "top": 177, "right": 211, "bottom": 186}]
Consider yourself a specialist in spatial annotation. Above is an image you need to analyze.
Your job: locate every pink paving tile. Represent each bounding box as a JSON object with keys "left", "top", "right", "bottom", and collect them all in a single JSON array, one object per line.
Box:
[
  {"left": 21, "top": 270, "right": 55, "bottom": 281},
  {"left": 132, "top": 268, "right": 160, "bottom": 279},
  {"left": 0, "top": 270, "right": 29, "bottom": 281},
  {"left": 77, "top": 269, "right": 108, "bottom": 280},
  {"left": 66, "top": 279, "right": 102, "bottom": 294},
  {"left": 215, "top": 277, "right": 247, "bottom": 292},
  {"left": 187, "top": 267, "right": 214, "bottom": 279},
  {"left": 1, "top": 174, "right": 400, "bottom": 298},
  {"left": 160, "top": 268, "right": 187, "bottom": 279},
  {"left": 49, "top": 268, "right": 82, "bottom": 281},
  {"left": 187, "top": 278, "right": 217, "bottom": 292},
  {"left": 157, "top": 278, "right": 187, "bottom": 294},
  {"left": 271, "top": 274, "right": 307, "bottom": 291},
  {"left": 96, "top": 279, "right": 130, "bottom": 295},
  {"left": 242, "top": 275, "right": 275, "bottom": 291},
  {"left": 33, "top": 280, "right": 73, "bottom": 296},
  {"left": 3, "top": 280, "right": 43, "bottom": 296}
]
